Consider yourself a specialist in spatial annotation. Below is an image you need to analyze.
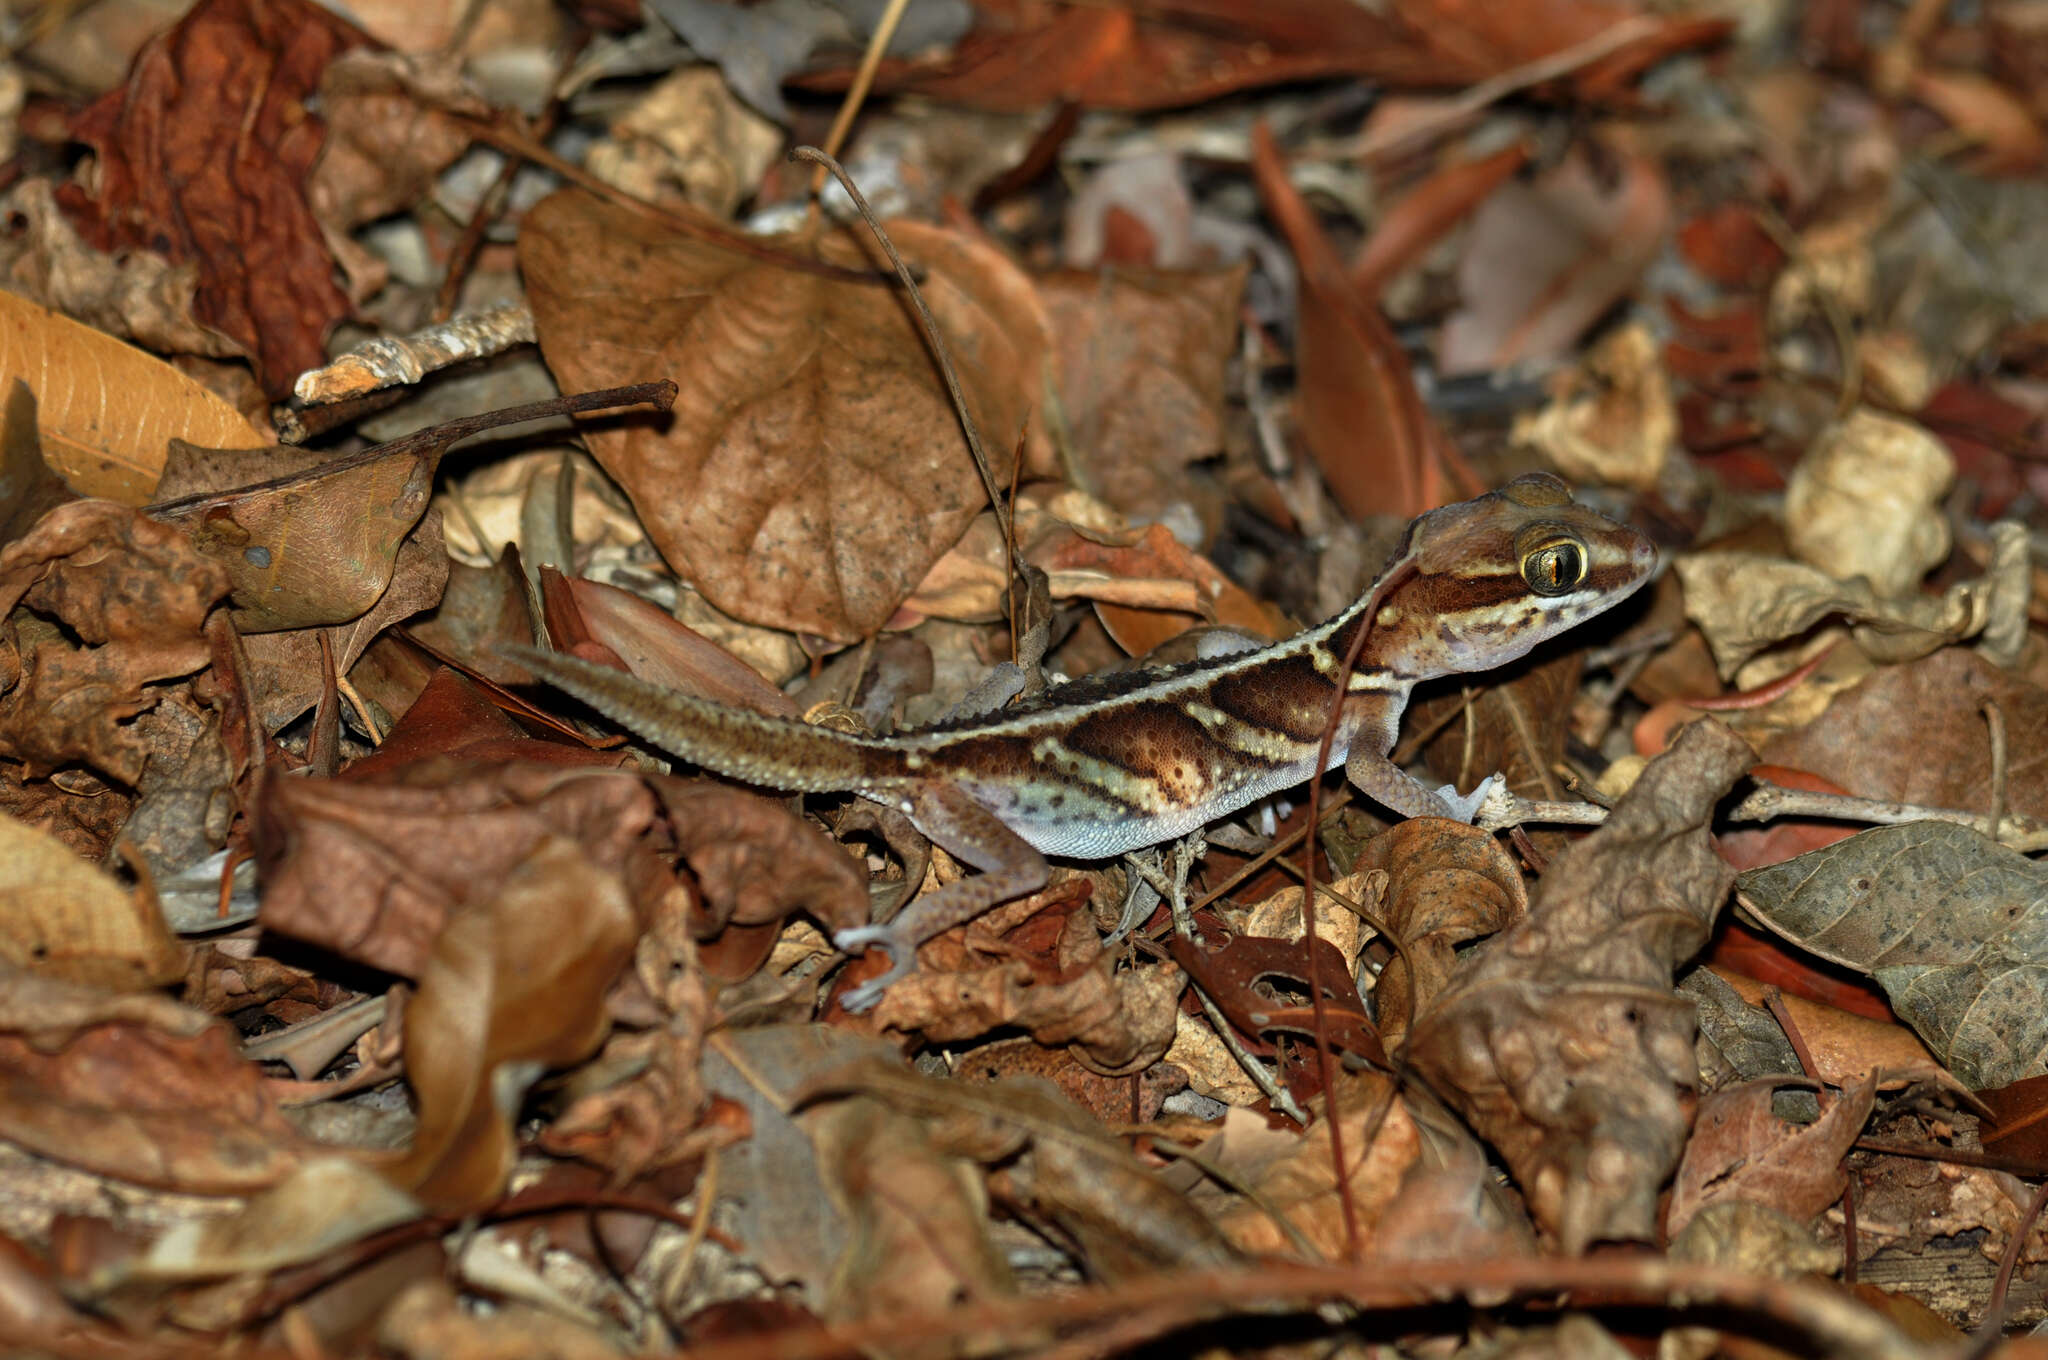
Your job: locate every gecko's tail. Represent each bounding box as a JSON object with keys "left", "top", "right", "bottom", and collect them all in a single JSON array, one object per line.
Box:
[{"left": 504, "top": 646, "right": 906, "bottom": 793}]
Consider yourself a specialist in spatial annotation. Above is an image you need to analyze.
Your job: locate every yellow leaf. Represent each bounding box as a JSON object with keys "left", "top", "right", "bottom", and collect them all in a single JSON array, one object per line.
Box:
[
  {"left": 0, "top": 813, "right": 184, "bottom": 991},
  {"left": 0, "top": 291, "right": 265, "bottom": 503}
]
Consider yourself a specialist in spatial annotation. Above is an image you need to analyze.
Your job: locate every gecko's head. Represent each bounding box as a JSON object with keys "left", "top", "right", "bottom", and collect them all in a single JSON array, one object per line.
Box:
[{"left": 1370, "top": 472, "right": 1657, "bottom": 678}]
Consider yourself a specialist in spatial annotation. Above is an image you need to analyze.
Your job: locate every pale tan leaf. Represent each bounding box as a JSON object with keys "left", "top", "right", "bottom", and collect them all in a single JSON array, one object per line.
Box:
[
  {"left": 0, "top": 812, "right": 182, "bottom": 991},
  {"left": 0, "top": 290, "right": 264, "bottom": 503}
]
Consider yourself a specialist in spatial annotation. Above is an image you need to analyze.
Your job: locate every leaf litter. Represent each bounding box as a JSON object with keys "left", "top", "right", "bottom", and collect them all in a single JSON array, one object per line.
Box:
[{"left": 15, "top": 0, "right": 2048, "bottom": 1351}]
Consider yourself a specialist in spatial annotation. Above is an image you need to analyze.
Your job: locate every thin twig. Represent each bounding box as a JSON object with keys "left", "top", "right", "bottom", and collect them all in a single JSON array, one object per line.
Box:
[
  {"left": 1985, "top": 697, "right": 2009, "bottom": 845},
  {"left": 810, "top": 0, "right": 912, "bottom": 196},
  {"left": 1482, "top": 781, "right": 2048, "bottom": 850}
]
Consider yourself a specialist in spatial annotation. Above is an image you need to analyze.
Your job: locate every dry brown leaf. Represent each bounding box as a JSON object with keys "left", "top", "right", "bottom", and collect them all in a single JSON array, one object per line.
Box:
[
  {"left": 1709, "top": 969, "right": 1956, "bottom": 1092},
  {"left": 1037, "top": 266, "right": 1244, "bottom": 524},
  {"left": 1353, "top": 819, "right": 1526, "bottom": 1049},
  {"left": 868, "top": 914, "right": 1180, "bottom": 1074},
  {"left": 1251, "top": 122, "right": 1436, "bottom": 519},
  {"left": 1760, "top": 647, "right": 2048, "bottom": 819},
  {"left": 0, "top": 381, "right": 77, "bottom": 550},
  {"left": 798, "top": 1058, "right": 1237, "bottom": 1283},
  {"left": 0, "top": 966, "right": 309, "bottom": 1193},
  {"left": 385, "top": 836, "right": 639, "bottom": 1212},
  {"left": 806, "top": 1095, "right": 1018, "bottom": 1325},
  {"left": 1737, "top": 821, "right": 2048, "bottom": 1088},
  {"left": 306, "top": 51, "right": 477, "bottom": 241},
  {"left": 58, "top": 0, "right": 371, "bottom": 397},
  {"left": 0, "top": 501, "right": 231, "bottom": 783},
  {"left": 0, "top": 812, "right": 181, "bottom": 991},
  {"left": 152, "top": 443, "right": 440, "bottom": 634},
  {"left": 1406, "top": 717, "right": 1753, "bottom": 1252},
  {"left": 0, "top": 290, "right": 265, "bottom": 503},
  {"left": 1511, "top": 322, "right": 1674, "bottom": 493},
  {"left": 1667, "top": 1075, "right": 1876, "bottom": 1239},
  {"left": 1196, "top": 1071, "right": 1422, "bottom": 1260},
  {"left": 252, "top": 762, "right": 662, "bottom": 980},
  {"left": 520, "top": 189, "right": 1048, "bottom": 643},
  {"left": 253, "top": 762, "right": 865, "bottom": 981}
]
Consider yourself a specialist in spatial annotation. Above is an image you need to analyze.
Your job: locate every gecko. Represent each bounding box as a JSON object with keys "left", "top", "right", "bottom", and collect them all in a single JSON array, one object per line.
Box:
[{"left": 509, "top": 473, "right": 1658, "bottom": 1011}]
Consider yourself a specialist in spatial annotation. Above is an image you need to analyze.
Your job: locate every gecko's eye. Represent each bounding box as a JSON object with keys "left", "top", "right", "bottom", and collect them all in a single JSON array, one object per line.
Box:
[{"left": 1519, "top": 536, "right": 1588, "bottom": 596}]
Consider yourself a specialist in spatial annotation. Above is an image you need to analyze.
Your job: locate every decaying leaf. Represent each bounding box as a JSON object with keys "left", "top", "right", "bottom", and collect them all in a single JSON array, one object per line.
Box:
[
  {"left": 869, "top": 907, "right": 1180, "bottom": 1073},
  {"left": 1738, "top": 820, "right": 2048, "bottom": 1089},
  {"left": 0, "top": 966, "right": 311, "bottom": 1193},
  {"left": 1674, "top": 539, "right": 2029, "bottom": 684},
  {"left": 1251, "top": 122, "right": 1436, "bottom": 519},
  {"left": 151, "top": 441, "right": 441, "bottom": 634},
  {"left": 0, "top": 500, "right": 231, "bottom": 784},
  {"left": 385, "top": 836, "right": 638, "bottom": 1212},
  {"left": 1406, "top": 718, "right": 1752, "bottom": 1252},
  {"left": 1511, "top": 322, "right": 1674, "bottom": 493},
  {"left": 0, "top": 812, "right": 181, "bottom": 990},
  {"left": 0, "top": 291, "right": 265, "bottom": 503},
  {"left": 520, "top": 189, "right": 1048, "bottom": 643},
  {"left": 58, "top": 0, "right": 371, "bottom": 396},
  {"left": 253, "top": 762, "right": 865, "bottom": 983},
  {"left": 1667, "top": 1075, "right": 1876, "bottom": 1239}
]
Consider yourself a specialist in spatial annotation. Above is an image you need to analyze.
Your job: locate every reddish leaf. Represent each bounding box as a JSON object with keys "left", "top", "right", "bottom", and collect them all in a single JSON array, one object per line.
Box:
[{"left": 58, "top": 0, "right": 371, "bottom": 397}]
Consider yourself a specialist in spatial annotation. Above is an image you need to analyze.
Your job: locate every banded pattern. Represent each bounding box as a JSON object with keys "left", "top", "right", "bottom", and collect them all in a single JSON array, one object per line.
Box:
[{"left": 511, "top": 472, "right": 1658, "bottom": 860}]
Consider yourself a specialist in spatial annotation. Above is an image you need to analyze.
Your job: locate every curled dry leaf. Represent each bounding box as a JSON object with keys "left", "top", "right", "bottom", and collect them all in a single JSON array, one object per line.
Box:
[
  {"left": 1738, "top": 821, "right": 2048, "bottom": 1089},
  {"left": 0, "top": 500, "right": 231, "bottom": 784},
  {"left": 1674, "top": 540, "right": 2028, "bottom": 684},
  {"left": 1511, "top": 322, "right": 1674, "bottom": 493},
  {"left": 253, "top": 762, "right": 657, "bottom": 980},
  {"left": 0, "top": 966, "right": 310, "bottom": 1193},
  {"left": 1251, "top": 122, "right": 1436, "bottom": 519},
  {"left": 1691, "top": 967, "right": 1956, "bottom": 1094},
  {"left": 1784, "top": 409, "right": 1954, "bottom": 597},
  {"left": 0, "top": 179, "right": 243, "bottom": 371},
  {"left": 57, "top": 0, "right": 371, "bottom": 396},
  {"left": 520, "top": 189, "right": 1048, "bottom": 643},
  {"left": 0, "top": 291, "right": 265, "bottom": 503},
  {"left": 122, "top": 1157, "right": 421, "bottom": 1285},
  {"left": 1169, "top": 929, "right": 1386, "bottom": 1069},
  {"left": 384, "top": 836, "right": 639, "bottom": 1212},
  {"left": 1406, "top": 718, "right": 1753, "bottom": 1252},
  {"left": 1667, "top": 1074, "right": 1877, "bottom": 1240},
  {"left": 1353, "top": 818, "right": 1526, "bottom": 1050},
  {"left": 0, "top": 812, "right": 181, "bottom": 990}
]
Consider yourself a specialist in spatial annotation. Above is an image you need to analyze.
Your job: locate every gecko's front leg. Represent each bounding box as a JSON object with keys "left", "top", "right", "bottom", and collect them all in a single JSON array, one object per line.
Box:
[
  {"left": 831, "top": 782, "right": 1049, "bottom": 1012},
  {"left": 1344, "top": 744, "right": 1503, "bottom": 824}
]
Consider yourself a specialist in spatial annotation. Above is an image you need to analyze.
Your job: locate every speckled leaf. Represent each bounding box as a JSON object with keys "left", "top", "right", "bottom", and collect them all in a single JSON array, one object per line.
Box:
[{"left": 1737, "top": 821, "right": 2048, "bottom": 1089}]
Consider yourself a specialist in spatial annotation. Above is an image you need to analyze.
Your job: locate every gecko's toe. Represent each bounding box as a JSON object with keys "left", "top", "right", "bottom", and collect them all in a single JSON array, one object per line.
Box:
[
  {"left": 831, "top": 926, "right": 913, "bottom": 1013},
  {"left": 1433, "top": 773, "right": 1504, "bottom": 825}
]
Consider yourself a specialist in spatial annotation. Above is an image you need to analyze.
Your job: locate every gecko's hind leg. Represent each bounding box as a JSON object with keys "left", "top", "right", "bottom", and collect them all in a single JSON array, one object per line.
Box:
[{"left": 831, "top": 784, "right": 1048, "bottom": 1012}]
